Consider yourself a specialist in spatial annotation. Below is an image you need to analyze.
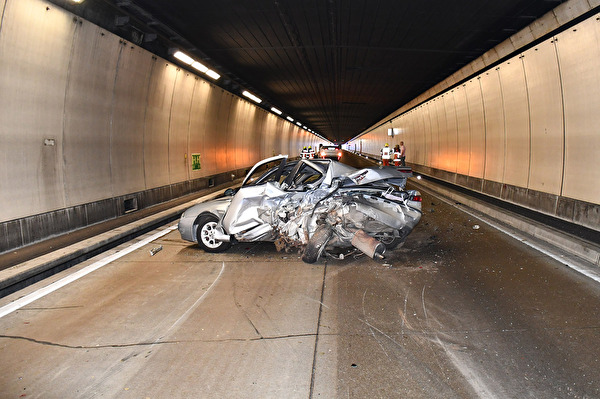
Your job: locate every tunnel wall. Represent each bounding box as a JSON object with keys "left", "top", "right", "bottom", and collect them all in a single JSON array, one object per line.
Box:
[
  {"left": 0, "top": 0, "right": 320, "bottom": 253},
  {"left": 348, "top": 4, "right": 600, "bottom": 232}
]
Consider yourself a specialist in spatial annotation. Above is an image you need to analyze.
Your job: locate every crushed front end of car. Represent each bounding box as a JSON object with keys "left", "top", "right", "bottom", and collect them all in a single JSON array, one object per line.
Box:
[{"left": 221, "top": 169, "right": 422, "bottom": 263}]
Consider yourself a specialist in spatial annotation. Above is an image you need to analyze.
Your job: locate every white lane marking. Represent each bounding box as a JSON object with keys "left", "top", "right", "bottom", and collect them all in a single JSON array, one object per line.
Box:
[
  {"left": 0, "top": 224, "right": 179, "bottom": 319},
  {"left": 435, "top": 195, "right": 600, "bottom": 284}
]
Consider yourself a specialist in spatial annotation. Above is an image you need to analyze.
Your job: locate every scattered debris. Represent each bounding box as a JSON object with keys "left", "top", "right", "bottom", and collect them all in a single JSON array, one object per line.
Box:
[
  {"left": 472, "top": 225, "right": 480, "bottom": 230},
  {"left": 149, "top": 245, "right": 163, "bottom": 256}
]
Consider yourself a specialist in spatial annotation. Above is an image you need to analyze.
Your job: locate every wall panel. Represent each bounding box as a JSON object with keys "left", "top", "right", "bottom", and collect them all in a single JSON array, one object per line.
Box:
[
  {"left": 465, "top": 80, "right": 486, "bottom": 178},
  {"left": 454, "top": 86, "right": 471, "bottom": 175},
  {"left": 0, "top": 0, "right": 74, "bottom": 221},
  {"left": 198, "top": 84, "right": 222, "bottom": 177},
  {"left": 168, "top": 70, "right": 195, "bottom": 184},
  {"left": 63, "top": 23, "right": 120, "bottom": 205},
  {"left": 430, "top": 98, "right": 445, "bottom": 169},
  {"left": 110, "top": 45, "right": 152, "bottom": 196},
  {"left": 498, "top": 58, "right": 531, "bottom": 188},
  {"left": 215, "top": 93, "right": 233, "bottom": 173},
  {"left": 187, "top": 79, "right": 210, "bottom": 179},
  {"left": 480, "top": 70, "right": 505, "bottom": 183},
  {"left": 143, "top": 61, "right": 177, "bottom": 188},
  {"left": 523, "top": 41, "right": 564, "bottom": 195},
  {"left": 442, "top": 93, "right": 458, "bottom": 172},
  {"left": 557, "top": 18, "right": 600, "bottom": 203}
]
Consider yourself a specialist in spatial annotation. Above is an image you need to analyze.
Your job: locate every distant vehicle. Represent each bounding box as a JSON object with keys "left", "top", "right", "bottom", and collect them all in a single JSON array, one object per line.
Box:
[
  {"left": 319, "top": 144, "right": 342, "bottom": 160},
  {"left": 179, "top": 155, "right": 422, "bottom": 263}
]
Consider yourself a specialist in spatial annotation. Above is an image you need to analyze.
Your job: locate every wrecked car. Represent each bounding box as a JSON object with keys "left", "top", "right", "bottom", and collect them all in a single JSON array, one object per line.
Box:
[{"left": 178, "top": 155, "right": 422, "bottom": 263}]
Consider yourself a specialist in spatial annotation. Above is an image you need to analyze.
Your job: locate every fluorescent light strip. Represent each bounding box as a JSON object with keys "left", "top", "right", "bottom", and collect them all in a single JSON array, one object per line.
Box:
[
  {"left": 173, "top": 49, "right": 220, "bottom": 81},
  {"left": 242, "top": 90, "right": 262, "bottom": 103},
  {"left": 286, "top": 116, "right": 294, "bottom": 122},
  {"left": 173, "top": 50, "right": 194, "bottom": 65},
  {"left": 191, "top": 61, "right": 208, "bottom": 73},
  {"left": 205, "top": 69, "right": 220, "bottom": 80},
  {"left": 270, "top": 107, "right": 282, "bottom": 115}
]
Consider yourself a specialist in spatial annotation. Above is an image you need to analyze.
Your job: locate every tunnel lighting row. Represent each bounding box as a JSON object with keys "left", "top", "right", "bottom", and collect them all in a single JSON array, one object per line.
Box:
[
  {"left": 173, "top": 49, "right": 323, "bottom": 139},
  {"left": 173, "top": 50, "right": 221, "bottom": 80},
  {"left": 240, "top": 90, "right": 318, "bottom": 136}
]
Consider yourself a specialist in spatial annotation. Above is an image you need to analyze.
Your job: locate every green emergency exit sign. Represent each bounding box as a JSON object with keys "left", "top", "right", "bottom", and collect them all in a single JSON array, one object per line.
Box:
[{"left": 191, "top": 153, "right": 201, "bottom": 170}]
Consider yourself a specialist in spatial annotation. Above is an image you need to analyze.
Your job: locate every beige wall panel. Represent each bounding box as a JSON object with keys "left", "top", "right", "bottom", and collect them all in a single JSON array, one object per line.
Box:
[
  {"left": 407, "top": 113, "right": 419, "bottom": 165},
  {"left": 429, "top": 99, "right": 445, "bottom": 169},
  {"left": 480, "top": 70, "right": 506, "bottom": 183},
  {"left": 168, "top": 70, "right": 195, "bottom": 184},
  {"left": 197, "top": 84, "right": 222, "bottom": 177},
  {"left": 212, "top": 93, "right": 233, "bottom": 174},
  {"left": 442, "top": 93, "right": 459, "bottom": 172},
  {"left": 523, "top": 41, "right": 563, "bottom": 194},
  {"left": 465, "top": 80, "right": 486, "bottom": 178},
  {"left": 143, "top": 61, "right": 178, "bottom": 188},
  {"left": 226, "top": 98, "right": 243, "bottom": 169},
  {"left": 110, "top": 46, "right": 153, "bottom": 196},
  {"left": 63, "top": 23, "right": 120, "bottom": 205},
  {"left": 0, "top": 0, "right": 74, "bottom": 221},
  {"left": 498, "top": 59, "right": 531, "bottom": 188},
  {"left": 260, "top": 117, "right": 276, "bottom": 158},
  {"left": 556, "top": 18, "right": 600, "bottom": 203},
  {"left": 245, "top": 107, "right": 263, "bottom": 165},
  {"left": 454, "top": 86, "right": 471, "bottom": 175},
  {"left": 187, "top": 79, "right": 211, "bottom": 179},
  {"left": 262, "top": 115, "right": 278, "bottom": 159},
  {"left": 421, "top": 106, "right": 433, "bottom": 167},
  {"left": 412, "top": 110, "right": 427, "bottom": 165},
  {"left": 225, "top": 94, "right": 241, "bottom": 171}
]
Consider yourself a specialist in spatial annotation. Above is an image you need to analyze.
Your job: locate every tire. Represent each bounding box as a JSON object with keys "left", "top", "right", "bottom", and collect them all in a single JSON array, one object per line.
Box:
[
  {"left": 196, "top": 214, "right": 231, "bottom": 253},
  {"left": 302, "top": 225, "right": 333, "bottom": 264}
]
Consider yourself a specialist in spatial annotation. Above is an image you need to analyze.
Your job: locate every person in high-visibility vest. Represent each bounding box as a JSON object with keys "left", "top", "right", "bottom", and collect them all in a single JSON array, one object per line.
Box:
[
  {"left": 393, "top": 144, "right": 401, "bottom": 166},
  {"left": 308, "top": 146, "right": 315, "bottom": 159},
  {"left": 301, "top": 146, "right": 308, "bottom": 159},
  {"left": 381, "top": 143, "right": 391, "bottom": 166}
]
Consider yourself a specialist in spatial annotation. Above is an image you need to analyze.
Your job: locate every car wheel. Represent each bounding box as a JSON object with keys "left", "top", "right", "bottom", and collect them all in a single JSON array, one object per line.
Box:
[
  {"left": 196, "top": 214, "right": 231, "bottom": 253},
  {"left": 302, "top": 225, "right": 333, "bottom": 264}
]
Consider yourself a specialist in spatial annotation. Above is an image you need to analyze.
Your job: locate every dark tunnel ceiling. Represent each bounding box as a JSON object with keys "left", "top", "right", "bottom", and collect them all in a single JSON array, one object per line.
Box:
[{"left": 111, "top": 0, "right": 564, "bottom": 143}]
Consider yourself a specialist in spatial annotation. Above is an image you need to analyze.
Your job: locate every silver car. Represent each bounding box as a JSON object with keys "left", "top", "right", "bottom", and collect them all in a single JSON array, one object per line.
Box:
[
  {"left": 319, "top": 144, "right": 342, "bottom": 160},
  {"left": 178, "top": 155, "right": 422, "bottom": 263}
]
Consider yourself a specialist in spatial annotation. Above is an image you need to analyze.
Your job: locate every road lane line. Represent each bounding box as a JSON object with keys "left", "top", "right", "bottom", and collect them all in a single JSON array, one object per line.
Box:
[{"left": 0, "top": 224, "right": 178, "bottom": 319}]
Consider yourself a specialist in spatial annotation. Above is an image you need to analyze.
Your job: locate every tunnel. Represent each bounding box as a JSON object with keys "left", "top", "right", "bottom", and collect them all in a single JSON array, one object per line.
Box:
[{"left": 1, "top": 0, "right": 600, "bottom": 397}]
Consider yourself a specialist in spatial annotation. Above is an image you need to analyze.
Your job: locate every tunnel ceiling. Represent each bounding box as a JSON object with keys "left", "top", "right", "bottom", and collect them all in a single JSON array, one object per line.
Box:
[{"left": 72, "top": 0, "right": 565, "bottom": 143}]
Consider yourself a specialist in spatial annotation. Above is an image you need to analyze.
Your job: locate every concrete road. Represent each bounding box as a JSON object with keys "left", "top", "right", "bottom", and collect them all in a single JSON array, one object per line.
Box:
[{"left": 1, "top": 189, "right": 599, "bottom": 398}]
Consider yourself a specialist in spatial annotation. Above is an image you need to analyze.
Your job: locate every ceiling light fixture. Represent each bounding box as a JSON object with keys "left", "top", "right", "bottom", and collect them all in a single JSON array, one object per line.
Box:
[
  {"left": 173, "top": 50, "right": 194, "bottom": 65},
  {"left": 242, "top": 90, "right": 262, "bottom": 103},
  {"left": 172, "top": 49, "right": 220, "bottom": 81},
  {"left": 286, "top": 116, "right": 294, "bottom": 122},
  {"left": 270, "top": 107, "right": 282, "bottom": 115},
  {"left": 205, "top": 69, "right": 220, "bottom": 80},
  {"left": 191, "top": 61, "right": 208, "bottom": 73}
]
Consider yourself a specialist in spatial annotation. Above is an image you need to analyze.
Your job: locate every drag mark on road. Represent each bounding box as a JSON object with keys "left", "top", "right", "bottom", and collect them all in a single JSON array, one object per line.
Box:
[
  {"left": 161, "top": 261, "right": 226, "bottom": 339},
  {"left": 0, "top": 224, "right": 178, "bottom": 319}
]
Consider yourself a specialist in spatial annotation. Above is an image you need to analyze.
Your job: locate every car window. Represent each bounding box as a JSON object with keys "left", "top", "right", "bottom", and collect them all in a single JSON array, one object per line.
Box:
[
  {"left": 286, "top": 162, "right": 325, "bottom": 191},
  {"left": 243, "top": 160, "right": 296, "bottom": 187}
]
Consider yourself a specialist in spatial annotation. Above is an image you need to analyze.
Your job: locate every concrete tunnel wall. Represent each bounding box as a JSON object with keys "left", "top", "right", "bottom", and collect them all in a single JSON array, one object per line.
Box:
[
  {"left": 0, "top": 0, "right": 322, "bottom": 254},
  {"left": 348, "top": 2, "right": 600, "bottom": 233}
]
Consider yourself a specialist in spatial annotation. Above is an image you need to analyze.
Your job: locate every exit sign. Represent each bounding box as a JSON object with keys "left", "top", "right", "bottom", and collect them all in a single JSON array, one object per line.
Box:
[{"left": 191, "top": 153, "right": 201, "bottom": 170}]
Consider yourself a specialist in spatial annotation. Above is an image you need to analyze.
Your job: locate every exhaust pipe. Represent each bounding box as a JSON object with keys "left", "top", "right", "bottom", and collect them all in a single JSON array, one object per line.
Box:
[
  {"left": 213, "top": 228, "right": 231, "bottom": 242},
  {"left": 351, "top": 230, "right": 386, "bottom": 259}
]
